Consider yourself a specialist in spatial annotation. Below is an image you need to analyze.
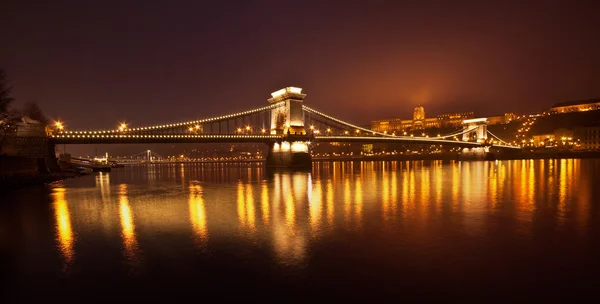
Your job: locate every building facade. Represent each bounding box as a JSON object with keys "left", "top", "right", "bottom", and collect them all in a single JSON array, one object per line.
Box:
[
  {"left": 486, "top": 113, "right": 516, "bottom": 125},
  {"left": 576, "top": 124, "right": 600, "bottom": 150},
  {"left": 551, "top": 98, "right": 600, "bottom": 113},
  {"left": 371, "top": 105, "right": 476, "bottom": 133},
  {"left": 370, "top": 105, "right": 519, "bottom": 133},
  {"left": 437, "top": 112, "right": 475, "bottom": 127}
]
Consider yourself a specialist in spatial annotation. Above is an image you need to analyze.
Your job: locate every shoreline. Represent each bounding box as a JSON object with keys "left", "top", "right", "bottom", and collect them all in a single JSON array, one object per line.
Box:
[
  {"left": 0, "top": 171, "right": 81, "bottom": 192},
  {"left": 2, "top": 151, "right": 599, "bottom": 192}
]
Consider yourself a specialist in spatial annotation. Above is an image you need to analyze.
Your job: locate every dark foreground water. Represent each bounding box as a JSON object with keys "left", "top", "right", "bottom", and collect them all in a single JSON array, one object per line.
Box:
[{"left": 2, "top": 159, "right": 600, "bottom": 300}]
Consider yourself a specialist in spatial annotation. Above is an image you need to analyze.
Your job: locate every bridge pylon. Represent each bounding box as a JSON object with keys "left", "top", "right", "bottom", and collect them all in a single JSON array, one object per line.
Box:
[
  {"left": 462, "top": 118, "right": 488, "bottom": 143},
  {"left": 266, "top": 87, "right": 311, "bottom": 168}
]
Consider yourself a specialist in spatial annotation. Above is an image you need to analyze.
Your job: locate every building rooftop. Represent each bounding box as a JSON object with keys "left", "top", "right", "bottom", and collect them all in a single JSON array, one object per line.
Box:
[{"left": 551, "top": 98, "right": 600, "bottom": 108}]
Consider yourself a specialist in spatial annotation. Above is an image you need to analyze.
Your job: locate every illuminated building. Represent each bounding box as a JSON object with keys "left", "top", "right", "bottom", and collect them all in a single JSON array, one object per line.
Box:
[
  {"left": 412, "top": 105, "right": 425, "bottom": 129},
  {"left": 575, "top": 123, "right": 600, "bottom": 150},
  {"left": 551, "top": 98, "right": 600, "bottom": 113},
  {"left": 437, "top": 112, "right": 475, "bottom": 127},
  {"left": 532, "top": 128, "right": 574, "bottom": 147},
  {"left": 371, "top": 105, "right": 474, "bottom": 132},
  {"left": 485, "top": 113, "right": 516, "bottom": 125}
]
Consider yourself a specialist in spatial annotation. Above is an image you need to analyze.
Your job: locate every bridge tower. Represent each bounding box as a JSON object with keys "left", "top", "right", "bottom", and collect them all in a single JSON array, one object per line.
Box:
[
  {"left": 268, "top": 87, "right": 306, "bottom": 135},
  {"left": 266, "top": 87, "right": 311, "bottom": 168},
  {"left": 462, "top": 118, "right": 488, "bottom": 143}
]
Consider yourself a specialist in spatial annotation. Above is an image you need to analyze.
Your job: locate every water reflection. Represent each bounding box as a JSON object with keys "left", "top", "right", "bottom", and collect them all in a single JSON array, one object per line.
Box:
[
  {"left": 189, "top": 181, "right": 208, "bottom": 244},
  {"left": 52, "top": 187, "right": 75, "bottom": 272},
  {"left": 267, "top": 172, "right": 310, "bottom": 266},
  {"left": 237, "top": 181, "right": 256, "bottom": 232},
  {"left": 118, "top": 184, "right": 139, "bottom": 268},
  {"left": 261, "top": 182, "right": 270, "bottom": 225},
  {"left": 309, "top": 179, "right": 323, "bottom": 234},
  {"left": 41, "top": 159, "right": 598, "bottom": 275}
]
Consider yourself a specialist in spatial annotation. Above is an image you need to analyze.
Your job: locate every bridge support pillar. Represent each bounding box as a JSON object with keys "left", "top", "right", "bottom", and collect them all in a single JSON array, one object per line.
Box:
[
  {"left": 462, "top": 118, "right": 488, "bottom": 143},
  {"left": 458, "top": 146, "right": 495, "bottom": 161},
  {"left": 266, "top": 140, "right": 312, "bottom": 168}
]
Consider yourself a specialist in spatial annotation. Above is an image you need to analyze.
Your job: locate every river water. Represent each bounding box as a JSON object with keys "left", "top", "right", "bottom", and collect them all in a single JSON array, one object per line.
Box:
[{"left": 2, "top": 159, "right": 600, "bottom": 300}]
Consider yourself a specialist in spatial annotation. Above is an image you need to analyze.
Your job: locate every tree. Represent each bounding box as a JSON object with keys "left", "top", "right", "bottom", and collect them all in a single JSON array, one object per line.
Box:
[
  {"left": 21, "top": 101, "right": 49, "bottom": 125},
  {"left": 0, "top": 69, "right": 14, "bottom": 113}
]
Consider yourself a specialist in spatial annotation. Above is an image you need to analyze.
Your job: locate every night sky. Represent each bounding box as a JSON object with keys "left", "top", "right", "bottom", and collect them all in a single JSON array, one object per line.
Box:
[{"left": 2, "top": 0, "right": 599, "bottom": 131}]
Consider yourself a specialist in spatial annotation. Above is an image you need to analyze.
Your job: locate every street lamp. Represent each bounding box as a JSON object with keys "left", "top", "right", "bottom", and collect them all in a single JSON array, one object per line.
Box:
[
  {"left": 261, "top": 128, "right": 266, "bottom": 134},
  {"left": 118, "top": 122, "right": 127, "bottom": 131},
  {"left": 55, "top": 121, "right": 64, "bottom": 131}
]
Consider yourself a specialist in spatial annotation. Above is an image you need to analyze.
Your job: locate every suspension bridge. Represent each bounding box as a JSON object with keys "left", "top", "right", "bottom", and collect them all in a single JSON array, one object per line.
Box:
[{"left": 49, "top": 87, "right": 518, "bottom": 167}]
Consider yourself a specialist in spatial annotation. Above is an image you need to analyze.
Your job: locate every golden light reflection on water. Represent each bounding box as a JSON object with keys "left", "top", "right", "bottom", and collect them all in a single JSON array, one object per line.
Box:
[
  {"left": 189, "top": 182, "right": 208, "bottom": 242},
  {"left": 382, "top": 171, "right": 390, "bottom": 220},
  {"left": 343, "top": 177, "right": 351, "bottom": 223},
  {"left": 43, "top": 160, "right": 594, "bottom": 270},
  {"left": 558, "top": 159, "right": 567, "bottom": 219},
  {"left": 527, "top": 160, "right": 535, "bottom": 208},
  {"left": 489, "top": 163, "right": 498, "bottom": 208},
  {"left": 309, "top": 179, "right": 323, "bottom": 233},
  {"left": 118, "top": 184, "right": 138, "bottom": 263},
  {"left": 261, "top": 182, "right": 270, "bottom": 225},
  {"left": 420, "top": 166, "right": 431, "bottom": 219},
  {"left": 434, "top": 161, "right": 442, "bottom": 208},
  {"left": 498, "top": 162, "right": 506, "bottom": 202},
  {"left": 326, "top": 179, "right": 334, "bottom": 225},
  {"left": 354, "top": 178, "right": 363, "bottom": 227},
  {"left": 52, "top": 187, "right": 75, "bottom": 269},
  {"left": 390, "top": 166, "right": 397, "bottom": 211},
  {"left": 283, "top": 175, "right": 295, "bottom": 230},
  {"left": 401, "top": 168, "right": 409, "bottom": 216},
  {"left": 246, "top": 184, "right": 256, "bottom": 230},
  {"left": 237, "top": 181, "right": 256, "bottom": 232},
  {"left": 452, "top": 162, "right": 460, "bottom": 207},
  {"left": 96, "top": 172, "right": 111, "bottom": 201},
  {"left": 272, "top": 173, "right": 307, "bottom": 266}
]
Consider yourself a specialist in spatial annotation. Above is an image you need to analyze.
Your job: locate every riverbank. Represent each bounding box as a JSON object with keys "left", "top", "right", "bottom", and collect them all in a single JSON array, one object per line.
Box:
[
  {"left": 0, "top": 155, "right": 80, "bottom": 193},
  {"left": 0, "top": 171, "right": 80, "bottom": 192}
]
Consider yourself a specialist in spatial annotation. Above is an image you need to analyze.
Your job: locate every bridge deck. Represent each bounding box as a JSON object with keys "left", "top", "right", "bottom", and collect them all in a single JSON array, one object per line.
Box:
[
  {"left": 50, "top": 134, "right": 282, "bottom": 144},
  {"left": 49, "top": 133, "right": 518, "bottom": 149}
]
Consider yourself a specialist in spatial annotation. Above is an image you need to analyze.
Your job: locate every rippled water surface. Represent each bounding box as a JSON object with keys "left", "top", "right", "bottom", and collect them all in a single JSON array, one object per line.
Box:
[{"left": 3, "top": 159, "right": 600, "bottom": 299}]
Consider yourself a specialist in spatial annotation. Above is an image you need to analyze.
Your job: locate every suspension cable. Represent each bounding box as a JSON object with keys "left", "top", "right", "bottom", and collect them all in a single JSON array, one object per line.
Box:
[
  {"left": 487, "top": 130, "right": 513, "bottom": 146},
  {"left": 304, "top": 105, "right": 479, "bottom": 140},
  {"left": 60, "top": 102, "right": 285, "bottom": 134}
]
